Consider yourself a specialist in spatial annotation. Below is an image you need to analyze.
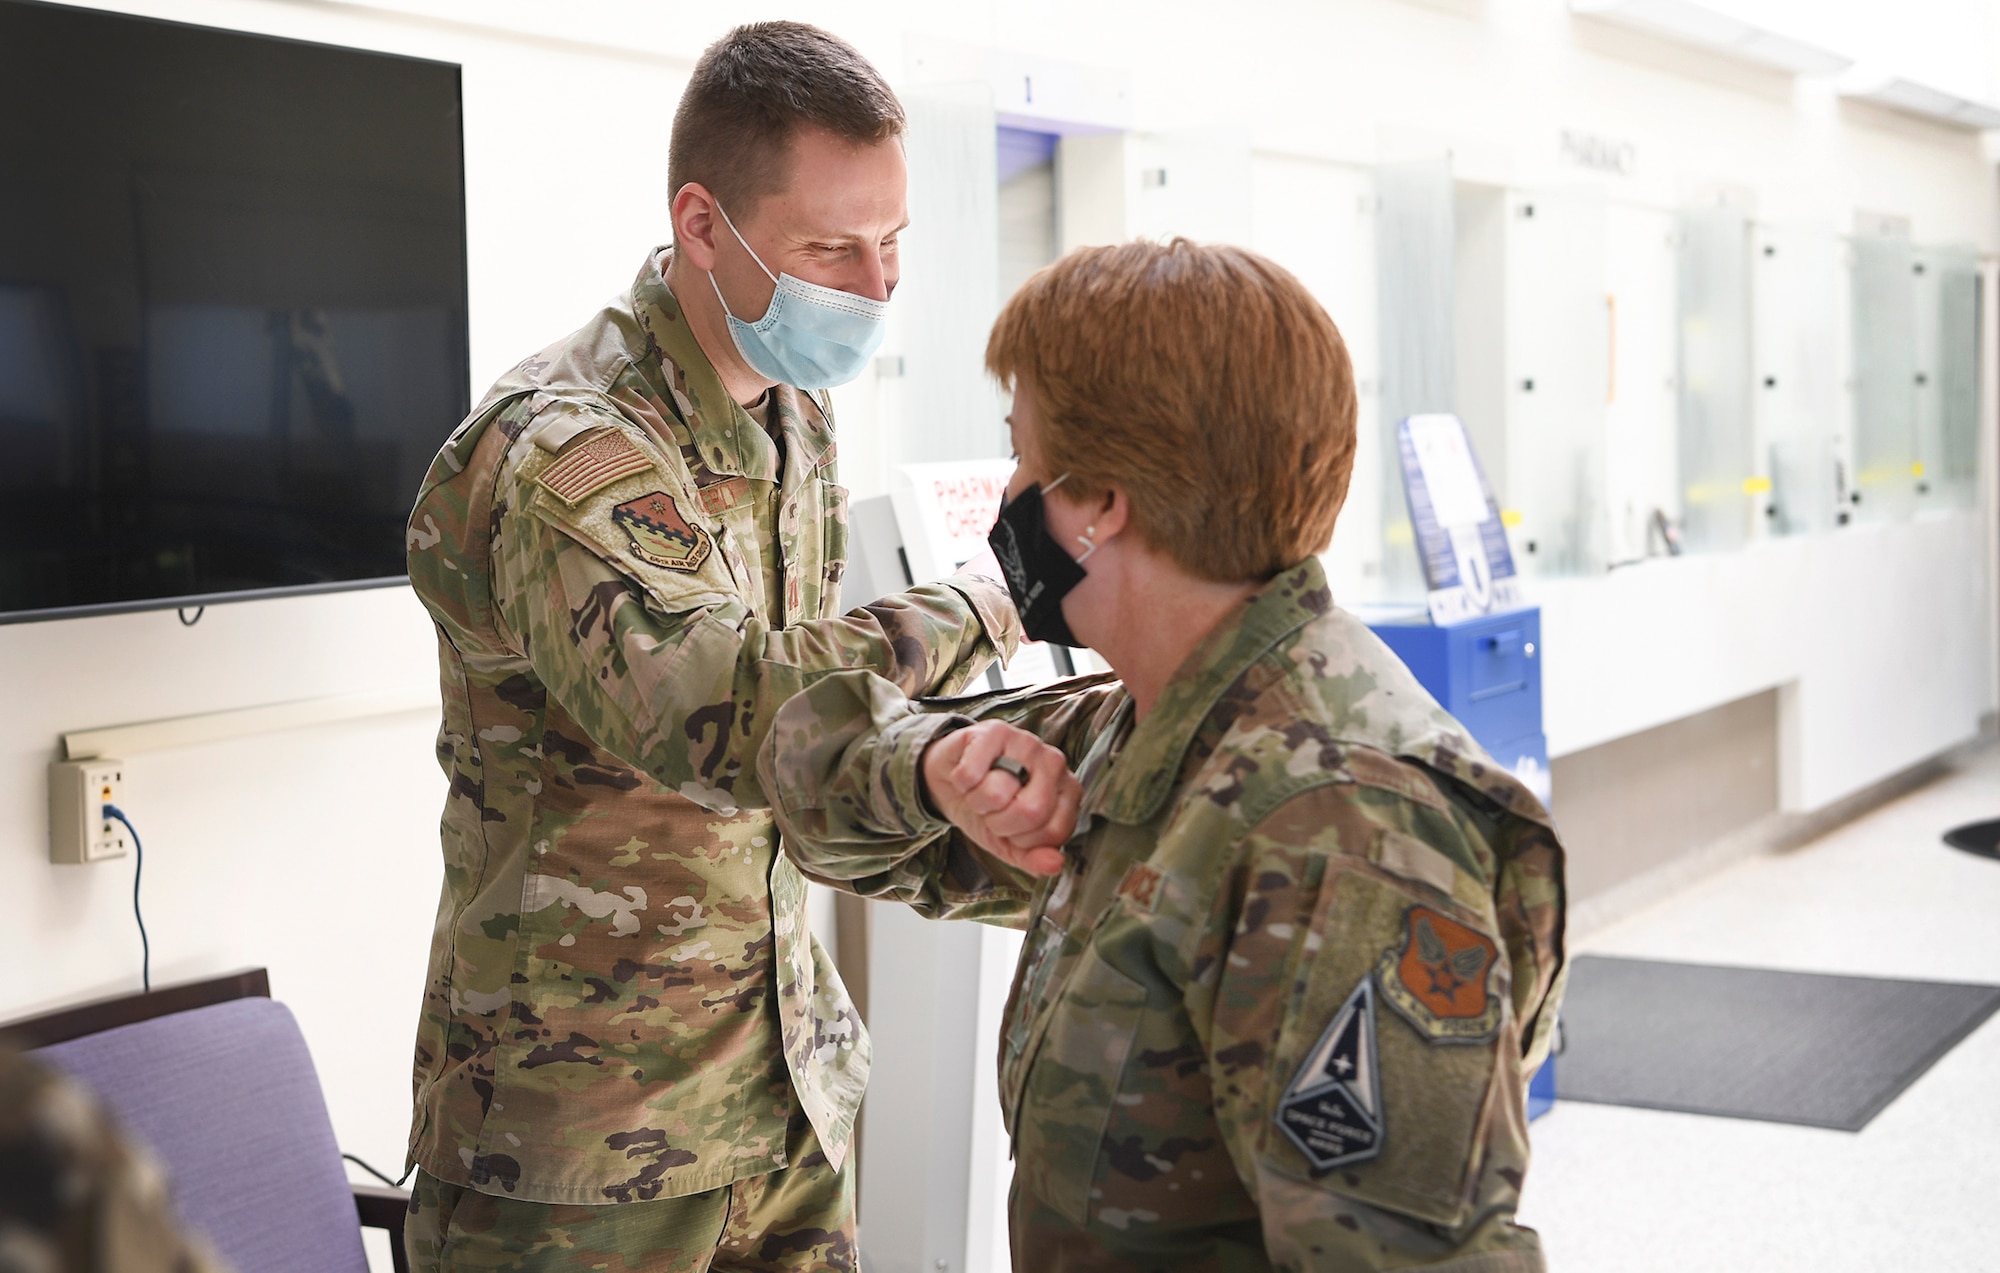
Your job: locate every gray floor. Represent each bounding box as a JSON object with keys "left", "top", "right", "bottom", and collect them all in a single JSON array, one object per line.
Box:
[{"left": 1519, "top": 743, "right": 2000, "bottom": 1273}]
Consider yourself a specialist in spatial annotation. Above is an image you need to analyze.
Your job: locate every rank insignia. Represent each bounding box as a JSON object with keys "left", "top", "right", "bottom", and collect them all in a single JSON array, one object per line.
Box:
[
  {"left": 536, "top": 428, "right": 654, "bottom": 505},
  {"left": 611, "top": 491, "right": 712, "bottom": 573},
  {"left": 1376, "top": 904, "right": 1502, "bottom": 1044},
  {"left": 1275, "top": 978, "right": 1384, "bottom": 1173},
  {"left": 1116, "top": 862, "right": 1165, "bottom": 913}
]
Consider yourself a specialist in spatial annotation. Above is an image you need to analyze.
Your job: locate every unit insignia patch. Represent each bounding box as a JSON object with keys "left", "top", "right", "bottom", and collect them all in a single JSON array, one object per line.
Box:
[
  {"left": 611, "top": 491, "right": 712, "bottom": 573},
  {"left": 1275, "top": 977, "right": 1384, "bottom": 1173},
  {"left": 1376, "top": 904, "right": 1502, "bottom": 1044},
  {"left": 535, "top": 428, "right": 654, "bottom": 505}
]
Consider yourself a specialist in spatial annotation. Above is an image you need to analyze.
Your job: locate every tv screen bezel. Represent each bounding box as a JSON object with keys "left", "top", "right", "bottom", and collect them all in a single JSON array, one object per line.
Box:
[{"left": 0, "top": 0, "right": 470, "bottom": 626}]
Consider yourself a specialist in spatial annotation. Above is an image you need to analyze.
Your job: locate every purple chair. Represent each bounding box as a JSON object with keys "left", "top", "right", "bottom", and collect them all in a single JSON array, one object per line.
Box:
[{"left": 0, "top": 968, "right": 408, "bottom": 1273}]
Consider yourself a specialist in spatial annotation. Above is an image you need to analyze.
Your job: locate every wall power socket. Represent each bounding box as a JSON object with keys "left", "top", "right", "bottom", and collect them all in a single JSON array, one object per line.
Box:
[{"left": 50, "top": 759, "right": 129, "bottom": 864}]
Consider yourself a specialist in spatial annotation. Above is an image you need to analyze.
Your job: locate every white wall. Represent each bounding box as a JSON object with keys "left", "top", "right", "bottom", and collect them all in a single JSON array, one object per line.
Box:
[
  {"left": 2, "top": 0, "right": 706, "bottom": 1208},
  {"left": 0, "top": 588, "right": 441, "bottom": 1175},
  {"left": 3, "top": 3, "right": 1996, "bottom": 1269},
  {"left": 1536, "top": 512, "right": 1990, "bottom": 806}
]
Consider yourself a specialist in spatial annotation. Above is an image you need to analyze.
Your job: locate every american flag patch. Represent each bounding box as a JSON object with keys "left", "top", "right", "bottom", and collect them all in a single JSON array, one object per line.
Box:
[{"left": 535, "top": 428, "right": 654, "bottom": 505}]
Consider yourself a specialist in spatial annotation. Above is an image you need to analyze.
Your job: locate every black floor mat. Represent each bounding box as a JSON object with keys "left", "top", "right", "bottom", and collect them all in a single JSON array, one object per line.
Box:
[{"left": 1556, "top": 955, "right": 2000, "bottom": 1131}]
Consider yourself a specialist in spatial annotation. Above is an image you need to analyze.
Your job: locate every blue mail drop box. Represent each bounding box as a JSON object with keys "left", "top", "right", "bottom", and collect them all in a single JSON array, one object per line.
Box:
[{"left": 1365, "top": 607, "right": 1548, "bottom": 807}]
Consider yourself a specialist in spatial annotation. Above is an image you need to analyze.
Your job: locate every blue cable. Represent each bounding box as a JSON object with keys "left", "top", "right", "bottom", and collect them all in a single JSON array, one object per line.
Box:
[{"left": 101, "top": 804, "right": 149, "bottom": 993}]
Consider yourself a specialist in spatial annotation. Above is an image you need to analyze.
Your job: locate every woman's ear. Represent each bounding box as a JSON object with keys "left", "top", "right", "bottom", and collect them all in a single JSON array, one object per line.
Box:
[{"left": 1096, "top": 486, "right": 1131, "bottom": 540}]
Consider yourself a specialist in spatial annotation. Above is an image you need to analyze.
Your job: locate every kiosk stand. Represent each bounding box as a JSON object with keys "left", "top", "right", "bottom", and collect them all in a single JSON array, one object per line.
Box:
[{"left": 839, "top": 461, "right": 1082, "bottom": 1273}]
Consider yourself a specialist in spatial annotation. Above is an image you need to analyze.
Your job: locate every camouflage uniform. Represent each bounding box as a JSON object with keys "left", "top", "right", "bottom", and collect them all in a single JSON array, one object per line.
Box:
[
  {"left": 402, "top": 248, "right": 1019, "bottom": 1260},
  {"left": 0, "top": 1050, "right": 225, "bottom": 1273},
  {"left": 761, "top": 558, "right": 1567, "bottom": 1270}
]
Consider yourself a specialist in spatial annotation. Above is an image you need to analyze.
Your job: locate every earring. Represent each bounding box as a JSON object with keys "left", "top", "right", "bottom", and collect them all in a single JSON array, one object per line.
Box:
[{"left": 1075, "top": 526, "right": 1099, "bottom": 562}]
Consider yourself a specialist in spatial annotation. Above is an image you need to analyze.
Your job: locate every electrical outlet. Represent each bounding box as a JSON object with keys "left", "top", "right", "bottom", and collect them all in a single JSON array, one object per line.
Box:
[{"left": 50, "top": 759, "right": 128, "bottom": 864}]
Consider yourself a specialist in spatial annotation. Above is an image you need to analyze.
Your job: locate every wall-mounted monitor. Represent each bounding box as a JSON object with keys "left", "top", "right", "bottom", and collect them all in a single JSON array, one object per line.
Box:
[{"left": 0, "top": 0, "right": 468, "bottom": 623}]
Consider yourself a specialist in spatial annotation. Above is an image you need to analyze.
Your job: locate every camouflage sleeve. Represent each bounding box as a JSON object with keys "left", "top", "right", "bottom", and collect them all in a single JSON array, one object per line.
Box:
[
  {"left": 491, "top": 486, "right": 1017, "bottom": 814},
  {"left": 758, "top": 670, "right": 1127, "bottom": 924},
  {"left": 1193, "top": 779, "right": 1547, "bottom": 1271},
  {"left": 0, "top": 1051, "right": 229, "bottom": 1273}
]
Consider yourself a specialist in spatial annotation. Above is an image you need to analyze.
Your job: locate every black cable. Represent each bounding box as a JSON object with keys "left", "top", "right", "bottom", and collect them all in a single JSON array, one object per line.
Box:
[
  {"left": 342, "top": 1152, "right": 414, "bottom": 1189},
  {"left": 102, "top": 804, "right": 148, "bottom": 993},
  {"left": 177, "top": 606, "right": 204, "bottom": 626}
]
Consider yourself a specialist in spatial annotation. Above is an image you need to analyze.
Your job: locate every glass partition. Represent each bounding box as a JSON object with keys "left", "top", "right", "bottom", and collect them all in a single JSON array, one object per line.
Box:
[
  {"left": 1374, "top": 157, "right": 1457, "bottom": 602},
  {"left": 1504, "top": 187, "right": 1609, "bottom": 577},
  {"left": 1751, "top": 224, "right": 1841, "bottom": 537},
  {"left": 1849, "top": 234, "right": 1919, "bottom": 523},
  {"left": 899, "top": 85, "right": 1002, "bottom": 465},
  {"left": 1677, "top": 208, "right": 1755, "bottom": 553},
  {"left": 1920, "top": 246, "right": 1981, "bottom": 512}
]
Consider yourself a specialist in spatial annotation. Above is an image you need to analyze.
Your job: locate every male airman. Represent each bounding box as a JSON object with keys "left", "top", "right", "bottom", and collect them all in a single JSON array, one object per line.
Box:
[{"left": 400, "top": 23, "right": 1022, "bottom": 1270}]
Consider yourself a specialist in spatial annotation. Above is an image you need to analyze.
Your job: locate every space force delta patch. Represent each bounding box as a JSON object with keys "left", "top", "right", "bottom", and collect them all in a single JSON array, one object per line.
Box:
[{"left": 1274, "top": 978, "right": 1384, "bottom": 1173}]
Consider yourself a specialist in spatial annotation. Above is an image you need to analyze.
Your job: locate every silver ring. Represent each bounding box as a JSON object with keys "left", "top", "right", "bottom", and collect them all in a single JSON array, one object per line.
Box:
[{"left": 990, "top": 755, "right": 1030, "bottom": 784}]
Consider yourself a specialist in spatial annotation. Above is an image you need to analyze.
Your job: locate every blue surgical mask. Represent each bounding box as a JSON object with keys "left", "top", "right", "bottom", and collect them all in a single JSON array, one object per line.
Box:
[{"left": 707, "top": 201, "right": 889, "bottom": 389}]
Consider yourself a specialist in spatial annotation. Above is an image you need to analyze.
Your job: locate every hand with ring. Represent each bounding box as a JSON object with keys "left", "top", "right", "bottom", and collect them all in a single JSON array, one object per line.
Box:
[{"left": 920, "top": 720, "right": 1081, "bottom": 876}]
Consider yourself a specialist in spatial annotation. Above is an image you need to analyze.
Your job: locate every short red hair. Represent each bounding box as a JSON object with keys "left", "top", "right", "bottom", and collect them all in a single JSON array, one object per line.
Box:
[{"left": 986, "top": 239, "right": 1358, "bottom": 582}]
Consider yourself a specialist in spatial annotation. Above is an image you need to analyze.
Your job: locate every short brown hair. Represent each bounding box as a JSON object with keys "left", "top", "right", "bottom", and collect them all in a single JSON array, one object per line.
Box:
[
  {"left": 986, "top": 240, "right": 1357, "bottom": 582},
  {"left": 668, "top": 23, "right": 905, "bottom": 221}
]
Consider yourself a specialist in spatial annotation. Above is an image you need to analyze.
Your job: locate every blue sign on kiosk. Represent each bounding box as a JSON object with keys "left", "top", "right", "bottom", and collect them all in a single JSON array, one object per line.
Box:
[{"left": 1367, "top": 414, "right": 1556, "bottom": 1119}]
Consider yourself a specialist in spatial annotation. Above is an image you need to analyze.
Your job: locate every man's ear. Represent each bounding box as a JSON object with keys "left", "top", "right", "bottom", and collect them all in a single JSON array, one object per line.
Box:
[{"left": 672, "top": 182, "right": 722, "bottom": 272}]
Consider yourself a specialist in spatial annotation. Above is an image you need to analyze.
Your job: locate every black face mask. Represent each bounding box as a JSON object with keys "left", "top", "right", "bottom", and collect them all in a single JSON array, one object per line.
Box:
[{"left": 987, "top": 477, "right": 1088, "bottom": 648}]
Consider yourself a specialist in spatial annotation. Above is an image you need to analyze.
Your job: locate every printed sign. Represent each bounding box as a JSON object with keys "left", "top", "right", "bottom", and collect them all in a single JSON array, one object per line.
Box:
[
  {"left": 895, "top": 460, "right": 1016, "bottom": 577},
  {"left": 885, "top": 459, "right": 1101, "bottom": 689},
  {"left": 1396, "top": 414, "right": 1522, "bottom": 624}
]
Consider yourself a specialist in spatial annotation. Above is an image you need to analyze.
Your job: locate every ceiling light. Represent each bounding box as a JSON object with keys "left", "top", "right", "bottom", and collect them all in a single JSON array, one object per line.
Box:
[
  {"left": 1841, "top": 76, "right": 2000, "bottom": 130},
  {"left": 1570, "top": 0, "right": 1853, "bottom": 76}
]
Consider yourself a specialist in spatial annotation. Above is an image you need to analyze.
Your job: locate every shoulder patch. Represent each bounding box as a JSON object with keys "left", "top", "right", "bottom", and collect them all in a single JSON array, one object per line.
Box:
[
  {"left": 536, "top": 428, "right": 655, "bottom": 505},
  {"left": 611, "top": 491, "right": 713, "bottom": 573},
  {"left": 1275, "top": 978, "right": 1384, "bottom": 1173},
  {"left": 1375, "top": 905, "right": 1502, "bottom": 1044}
]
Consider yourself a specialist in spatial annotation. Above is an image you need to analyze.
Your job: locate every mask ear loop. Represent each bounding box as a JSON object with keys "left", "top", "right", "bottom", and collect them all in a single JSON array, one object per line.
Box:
[
  {"left": 1075, "top": 525, "right": 1100, "bottom": 563},
  {"left": 1039, "top": 473, "right": 1101, "bottom": 563},
  {"left": 712, "top": 200, "right": 779, "bottom": 284},
  {"left": 706, "top": 198, "right": 780, "bottom": 320}
]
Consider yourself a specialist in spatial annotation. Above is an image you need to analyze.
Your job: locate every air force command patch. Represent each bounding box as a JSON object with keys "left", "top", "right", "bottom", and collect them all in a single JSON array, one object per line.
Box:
[
  {"left": 1376, "top": 904, "right": 1503, "bottom": 1044},
  {"left": 1275, "top": 978, "right": 1384, "bottom": 1173},
  {"left": 612, "top": 491, "right": 712, "bottom": 572}
]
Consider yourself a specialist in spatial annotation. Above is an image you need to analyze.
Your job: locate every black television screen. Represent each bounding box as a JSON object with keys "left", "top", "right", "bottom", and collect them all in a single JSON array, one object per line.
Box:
[{"left": 0, "top": 0, "right": 468, "bottom": 622}]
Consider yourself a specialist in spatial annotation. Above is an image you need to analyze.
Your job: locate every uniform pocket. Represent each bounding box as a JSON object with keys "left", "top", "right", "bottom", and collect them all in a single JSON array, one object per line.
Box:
[
  {"left": 816, "top": 477, "right": 849, "bottom": 615},
  {"left": 1011, "top": 946, "right": 1149, "bottom": 1226}
]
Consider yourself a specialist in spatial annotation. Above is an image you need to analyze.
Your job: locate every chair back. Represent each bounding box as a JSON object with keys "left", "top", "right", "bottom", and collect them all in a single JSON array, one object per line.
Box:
[{"left": 35, "top": 995, "right": 371, "bottom": 1273}]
